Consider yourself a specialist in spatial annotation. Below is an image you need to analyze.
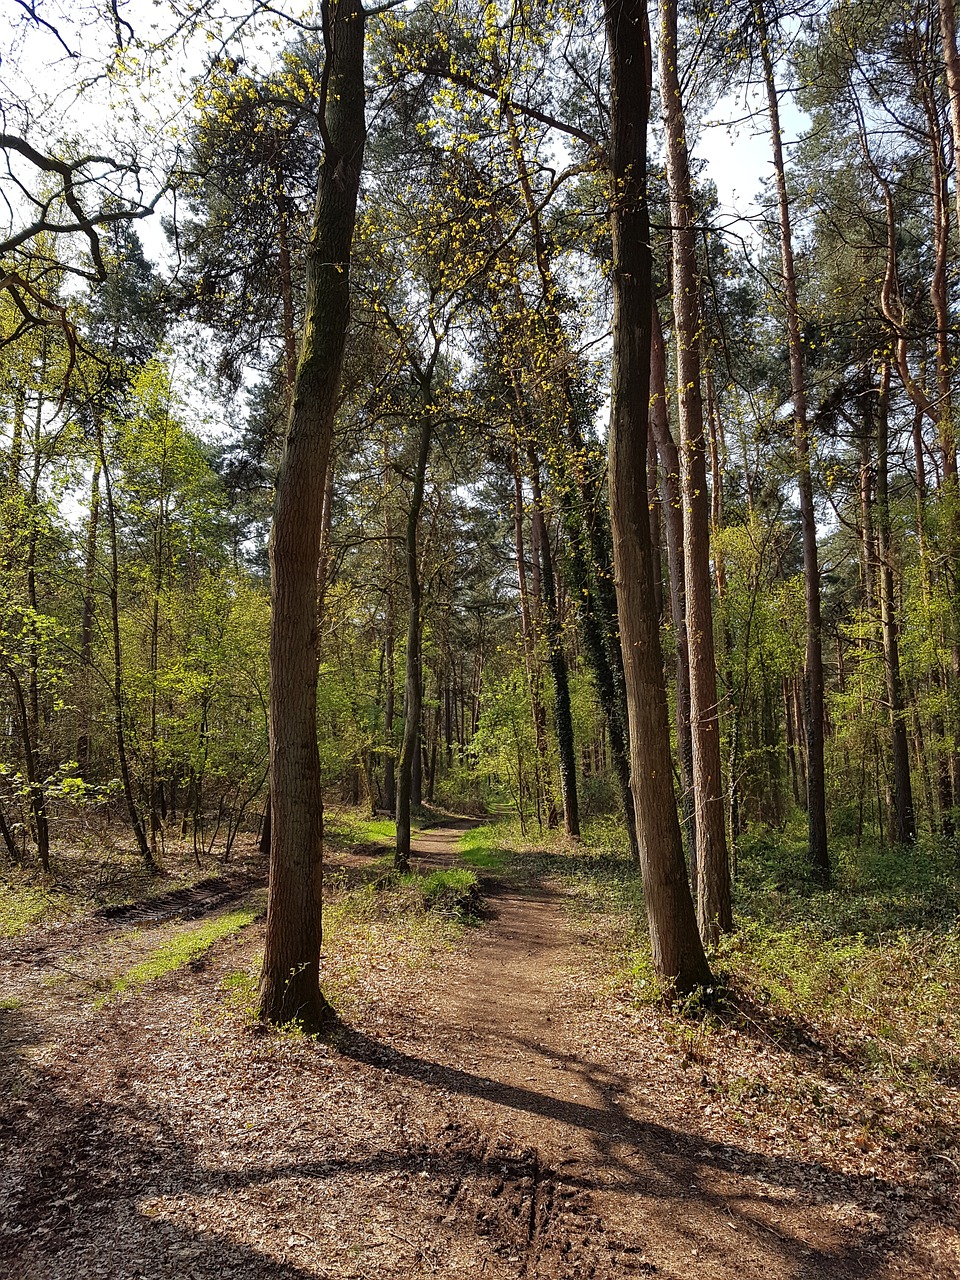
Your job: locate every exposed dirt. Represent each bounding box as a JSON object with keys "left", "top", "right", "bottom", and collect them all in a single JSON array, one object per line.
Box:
[{"left": 1, "top": 822, "right": 957, "bottom": 1279}]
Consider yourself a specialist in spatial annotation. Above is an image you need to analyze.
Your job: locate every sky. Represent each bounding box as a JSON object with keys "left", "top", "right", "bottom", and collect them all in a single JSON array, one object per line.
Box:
[
  {"left": 2, "top": 1, "right": 804, "bottom": 257},
  {"left": 698, "top": 83, "right": 810, "bottom": 249}
]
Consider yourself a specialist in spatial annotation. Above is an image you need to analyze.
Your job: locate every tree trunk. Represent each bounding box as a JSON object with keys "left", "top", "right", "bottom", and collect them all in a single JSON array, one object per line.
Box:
[
  {"left": 500, "top": 120, "right": 639, "bottom": 862},
  {"left": 528, "top": 450, "right": 580, "bottom": 839},
  {"left": 876, "top": 364, "right": 916, "bottom": 844},
  {"left": 650, "top": 308, "right": 696, "bottom": 881},
  {"left": 512, "top": 452, "right": 555, "bottom": 829},
  {"left": 604, "top": 0, "right": 711, "bottom": 992},
  {"left": 77, "top": 461, "right": 101, "bottom": 781},
  {"left": 395, "top": 400, "right": 433, "bottom": 871},
  {"left": 258, "top": 0, "right": 366, "bottom": 1030},
  {"left": 659, "top": 0, "right": 730, "bottom": 942},
  {"left": 756, "top": 0, "right": 830, "bottom": 884},
  {"left": 96, "top": 428, "right": 154, "bottom": 872}
]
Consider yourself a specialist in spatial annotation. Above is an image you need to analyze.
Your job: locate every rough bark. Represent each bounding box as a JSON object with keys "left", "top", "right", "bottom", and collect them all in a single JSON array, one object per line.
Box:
[
  {"left": 258, "top": 0, "right": 366, "bottom": 1030},
  {"left": 942, "top": 0, "right": 960, "bottom": 236},
  {"left": 604, "top": 0, "right": 711, "bottom": 992},
  {"left": 395, "top": 399, "right": 433, "bottom": 872},
  {"left": 650, "top": 308, "right": 697, "bottom": 881},
  {"left": 528, "top": 452, "right": 581, "bottom": 839},
  {"left": 512, "top": 453, "right": 556, "bottom": 830},
  {"left": 876, "top": 365, "right": 917, "bottom": 844}
]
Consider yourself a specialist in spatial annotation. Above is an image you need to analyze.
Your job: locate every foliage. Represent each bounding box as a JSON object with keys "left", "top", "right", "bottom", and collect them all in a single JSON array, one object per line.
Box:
[{"left": 0, "top": 874, "right": 75, "bottom": 936}]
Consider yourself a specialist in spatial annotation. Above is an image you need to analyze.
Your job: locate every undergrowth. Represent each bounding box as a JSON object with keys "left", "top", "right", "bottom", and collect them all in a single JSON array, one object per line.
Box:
[
  {"left": 325, "top": 809, "right": 399, "bottom": 851},
  {"left": 0, "top": 873, "right": 76, "bottom": 936},
  {"left": 316, "top": 865, "right": 481, "bottom": 1018}
]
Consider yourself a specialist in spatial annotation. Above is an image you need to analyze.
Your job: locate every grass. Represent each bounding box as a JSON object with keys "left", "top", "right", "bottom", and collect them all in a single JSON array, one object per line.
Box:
[
  {"left": 457, "top": 825, "right": 509, "bottom": 871},
  {"left": 325, "top": 808, "right": 437, "bottom": 854},
  {"left": 328, "top": 811, "right": 397, "bottom": 848},
  {"left": 0, "top": 874, "right": 76, "bottom": 936},
  {"left": 416, "top": 867, "right": 482, "bottom": 917},
  {"left": 99, "top": 907, "right": 259, "bottom": 1004}
]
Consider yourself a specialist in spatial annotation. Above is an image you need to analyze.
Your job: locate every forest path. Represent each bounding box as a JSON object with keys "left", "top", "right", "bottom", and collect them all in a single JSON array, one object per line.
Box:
[
  {"left": 1, "top": 820, "right": 955, "bottom": 1280},
  {"left": 353, "top": 821, "right": 951, "bottom": 1280}
]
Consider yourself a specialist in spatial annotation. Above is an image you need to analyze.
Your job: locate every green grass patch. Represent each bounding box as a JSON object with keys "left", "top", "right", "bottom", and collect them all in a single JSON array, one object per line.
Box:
[
  {"left": 0, "top": 875, "right": 75, "bottom": 937},
  {"left": 414, "top": 867, "right": 481, "bottom": 918},
  {"left": 100, "top": 908, "right": 258, "bottom": 1004},
  {"left": 220, "top": 966, "right": 259, "bottom": 1017},
  {"left": 457, "top": 825, "right": 509, "bottom": 871},
  {"left": 325, "top": 808, "right": 413, "bottom": 852}
]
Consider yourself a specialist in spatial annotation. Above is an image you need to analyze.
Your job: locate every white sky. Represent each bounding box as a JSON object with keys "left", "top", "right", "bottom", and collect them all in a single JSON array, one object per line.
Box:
[{"left": 697, "top": 84, "right": 809, "bottom": 246}]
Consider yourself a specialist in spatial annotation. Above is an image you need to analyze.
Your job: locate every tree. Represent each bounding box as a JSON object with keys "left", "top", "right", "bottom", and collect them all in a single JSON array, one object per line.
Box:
[
  {"left": 658, "top": 0, "right": 732, "bottom": 940},
  {"left": 754, "top": 0, "right": 831, "bottom": 884},
  {"left": 258, "top": 0, "right": 367, "bottom": 1031},
  {"left": 604, "top": 0, "right": 712, "bottom": 992}
]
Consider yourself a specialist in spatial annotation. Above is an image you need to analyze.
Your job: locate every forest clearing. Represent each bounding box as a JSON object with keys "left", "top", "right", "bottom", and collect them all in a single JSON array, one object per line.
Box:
[{"left": 5, "top": 0, "right": 960, "bottom": 1274}]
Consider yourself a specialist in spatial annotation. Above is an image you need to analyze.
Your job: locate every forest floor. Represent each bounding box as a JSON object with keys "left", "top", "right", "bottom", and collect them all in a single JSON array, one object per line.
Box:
[{"left": 1, "top": 814, "right": 958, "bottom": 1279}]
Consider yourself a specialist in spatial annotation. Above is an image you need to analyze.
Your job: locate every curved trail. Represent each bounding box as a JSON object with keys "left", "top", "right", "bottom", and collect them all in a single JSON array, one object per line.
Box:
[{"left": 355, "top": 822, "right": 949, "bottom": 1279}]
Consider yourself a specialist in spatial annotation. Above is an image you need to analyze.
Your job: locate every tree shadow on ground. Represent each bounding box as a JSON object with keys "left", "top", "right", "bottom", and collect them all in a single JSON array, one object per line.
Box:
[
  {"left": 1, "top": 998, "right": 954, "bottom": 1280},
  {"left": 335, "top": 1023, "right": 954, "bottom": 1279}
]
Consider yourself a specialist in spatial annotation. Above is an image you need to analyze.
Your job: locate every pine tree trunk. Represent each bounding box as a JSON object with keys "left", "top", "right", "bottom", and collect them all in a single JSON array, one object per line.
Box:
[
  {"left": 604, "top": 0, "right": 711, "bottom": 992},
  {"left": 499, "top": 124, "right": 639, "bottom": 862},
  {"left": 650, "top": 309, "right": 697, "bottom": 882},
  {"left": 77, "top": 462, "right": 101, "bottom": 781},
  {"left": 396, "top": 402, "right": 433, "bottom": 871},
  {"left": 96, "top": 430, "right": 153, "bottom": 872},
  {"left": 383, "top": 452, "right": 397, "bottom": 813},
  {"left": 659, "top": 0, "right": 731, "bottom": 942},
  {"left": 876, "top": 365, "right": 916, "bottom": 844},
  {"left": 528, "top": 452, "right": 580, "bottom": 839},
  {"left": 258, "top": 0, "right": 366, "bottom": 1030},
  {"left": 756, "top": 0, "right": 830, "bottom": 883},
  {"left": 512, "top": 454, "right": 554, "bottom": 830}
]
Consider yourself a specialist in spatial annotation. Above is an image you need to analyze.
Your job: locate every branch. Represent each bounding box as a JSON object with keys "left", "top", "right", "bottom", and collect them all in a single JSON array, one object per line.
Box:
[
  {"left": 0, "top": 135, "right": 169, "bottom": 270},
  {"left": 12, "top": 0, "right": 77, "bottom": 58},
  {"left": 0, "top": 272, "right": 76, "bottom": 406},
  {"left": 421, "top": 61, "right": 602, "bottom": 151}
]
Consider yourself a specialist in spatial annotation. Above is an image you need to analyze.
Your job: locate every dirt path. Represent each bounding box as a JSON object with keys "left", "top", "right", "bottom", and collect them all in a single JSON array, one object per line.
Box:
[
  {"left": 353, "top": 822, "right": 957, "bottom": 1279},
  {"left": 1, "top": 821, "right": 957, "bottom": 1280}
]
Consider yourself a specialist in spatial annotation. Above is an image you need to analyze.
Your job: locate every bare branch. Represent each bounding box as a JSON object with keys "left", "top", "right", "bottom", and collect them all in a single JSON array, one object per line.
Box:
[{"left": 11, "top": 0, "right": 77, "bottom": 59}]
